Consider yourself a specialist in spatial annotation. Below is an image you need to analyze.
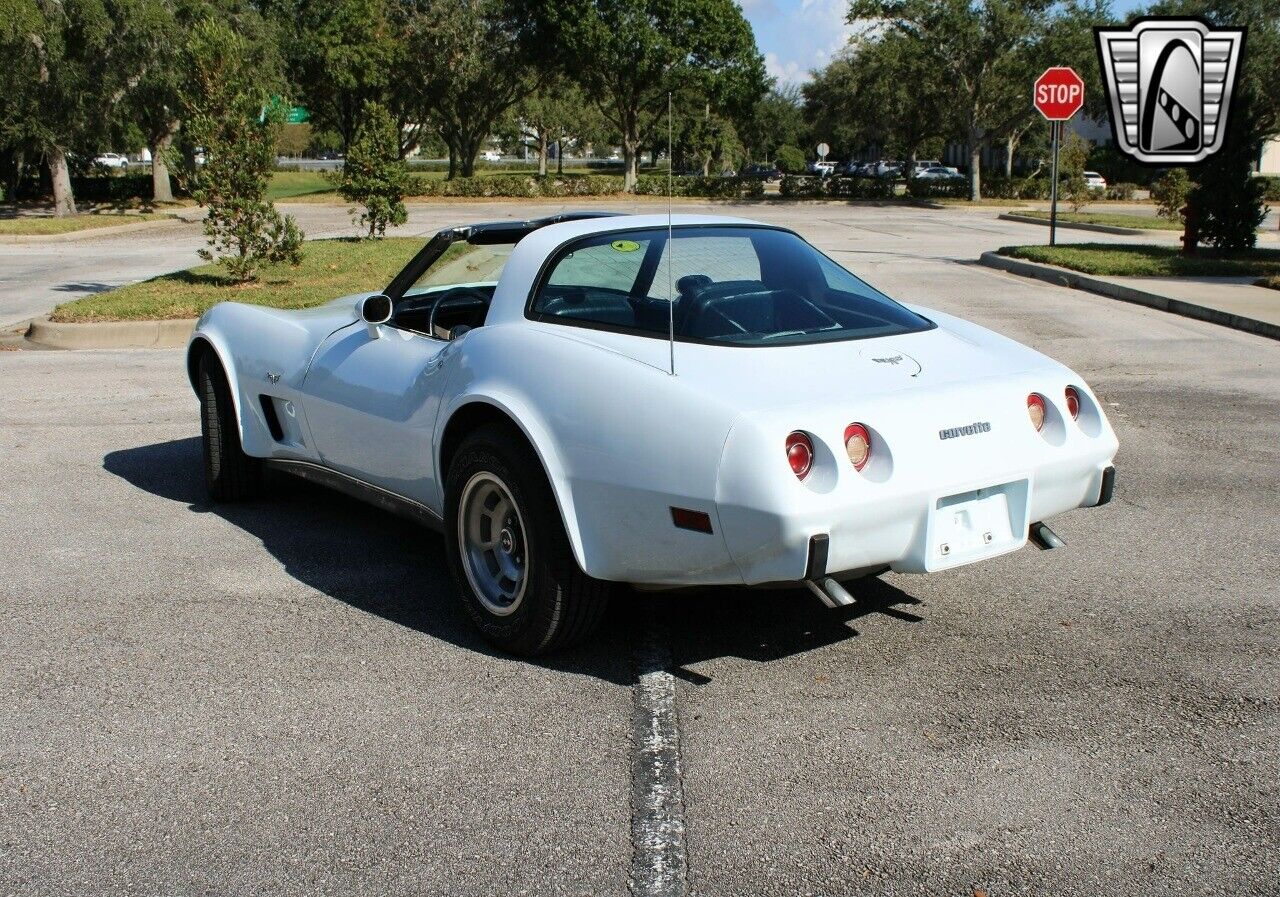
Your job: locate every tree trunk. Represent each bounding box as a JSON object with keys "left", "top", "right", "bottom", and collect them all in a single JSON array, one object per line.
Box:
[
  {"left": 48, "top": 148, "right": 76, "bottom": 217},
  {"left": 151, "top": 127, "right": 176, "bottom": 203},
  {"left": 623, "top": 136, "right": 639, "bottom": 191},
  {"left": 459, "top": 133, "right": 482, "bottom": 178},
  {"left": 968, "top": 139, "right": 982, "bottom": 202},
  {"left": 538, "top": 131, "right": 549, "bottom": 177},
  {"left": 1005, "top": 135, "right": 1015, "bottom": 177},
  {"left": 556, "top": 139, "right": 563, "bottom": 175}
]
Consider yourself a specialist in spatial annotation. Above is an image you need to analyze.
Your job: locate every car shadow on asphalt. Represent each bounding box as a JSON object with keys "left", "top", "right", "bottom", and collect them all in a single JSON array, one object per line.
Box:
[{"left": 104, "top": 437, "right": 926, "bottom": 686}]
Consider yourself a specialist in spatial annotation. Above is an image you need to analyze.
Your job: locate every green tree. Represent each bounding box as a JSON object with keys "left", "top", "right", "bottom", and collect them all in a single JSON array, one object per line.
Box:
[
  {"left": 339, "top": 101, "right": 408, "bottom": 238},
  {"left": 1058, "top": 131, "right": 1092, "bottom": 211},
  {"left": 540, "top": 0, "right": 767, "bottom": 190},
  {"left": 1146, "top": 0, "right": 1278, "bottom": 251},
  {"left": 3, "top": 0, "right": 166, "bottom": 215},
  {"left": 182, "top": 17, "right": 302, "bottom": 282},
  {"left": 518, "top": 76, "right": 590, "bottom": 176},
  {"left": 408, "top": 0, "right": 535, "bottom": 178},
  {"left": 775, "top": 144, "right": 805, "bottom": 173},
  {"left": 281, "top": 0, "right": 412, "bottom": 154},
  {"left": 849, "top": 0, "right": 1054, "bottom": 200},
  {"left": 740, "top": 86, "right": 806, "bottom": 166}
]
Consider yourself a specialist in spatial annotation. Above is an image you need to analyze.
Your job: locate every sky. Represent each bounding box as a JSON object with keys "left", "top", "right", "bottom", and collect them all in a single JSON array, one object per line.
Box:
[{"left": 741, "top": 0, "right": 1148, "bottom": 86}]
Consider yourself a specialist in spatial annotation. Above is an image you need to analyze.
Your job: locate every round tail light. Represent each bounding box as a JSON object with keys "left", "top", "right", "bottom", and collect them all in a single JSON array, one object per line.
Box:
[
  {"left": 1065, "top": 386, "right": 1081, "bottom": 420},
  {"left": 785, "top": 431, "right": 813, "bottom": 479},
  {"left": 1027, "top": 393, "right": 1046, "bottom": 431},
  {"left": 844, "top": 423, "right": 871, "bottom": 471}
]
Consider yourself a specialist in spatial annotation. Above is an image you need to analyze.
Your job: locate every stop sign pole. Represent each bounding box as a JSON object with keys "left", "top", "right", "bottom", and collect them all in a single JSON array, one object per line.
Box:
[{"left": 1034, "top": 67, "right": 1085, "bottom": 247}]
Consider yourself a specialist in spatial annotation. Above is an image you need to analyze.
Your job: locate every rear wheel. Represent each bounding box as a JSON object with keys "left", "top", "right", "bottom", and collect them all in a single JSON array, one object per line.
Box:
[
  {"left": 197, "top": 352, "right": 262, "bottom": 501},
  {"left": 444, "top": 424, "right": 609, "bottom": 655}
]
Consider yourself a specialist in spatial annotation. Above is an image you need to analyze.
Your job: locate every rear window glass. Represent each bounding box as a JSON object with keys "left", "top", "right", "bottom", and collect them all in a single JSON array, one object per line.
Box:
[{"left": 530, "top": 226, "right": 931, "bottom": 345}]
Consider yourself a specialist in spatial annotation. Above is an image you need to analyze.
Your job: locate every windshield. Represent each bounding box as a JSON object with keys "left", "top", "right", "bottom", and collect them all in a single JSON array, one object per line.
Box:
[
  {"left": 404, "top": 242, "right": 514, "bottom": 297},
  {"left": 530, "top": 225, "right": 932, "bottom": 346}
]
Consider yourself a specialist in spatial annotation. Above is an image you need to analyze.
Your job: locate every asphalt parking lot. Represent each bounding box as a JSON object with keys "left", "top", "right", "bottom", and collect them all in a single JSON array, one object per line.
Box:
[{"left": 1, "top": 204, "right": 1278, "bottom": 895}]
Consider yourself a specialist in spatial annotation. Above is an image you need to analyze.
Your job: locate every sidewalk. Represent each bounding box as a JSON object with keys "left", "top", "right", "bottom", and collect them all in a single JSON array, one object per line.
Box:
[{"left": 979, "top": 251, "right": 1280, "bottom": 341}]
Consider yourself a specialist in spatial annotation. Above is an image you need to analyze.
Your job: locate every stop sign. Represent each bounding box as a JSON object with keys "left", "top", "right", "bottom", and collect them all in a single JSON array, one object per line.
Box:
[{"left": 1034, "top": 67, "right": 1085, "bottom": 121}]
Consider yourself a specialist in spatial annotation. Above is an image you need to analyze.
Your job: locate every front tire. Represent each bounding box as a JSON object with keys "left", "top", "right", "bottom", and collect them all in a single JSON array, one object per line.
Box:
[
  {"left": 197, "top": 353, "right": 262, "bottom": 502},
  {"left": 444, "top": 424, "right": 609, "bottom": 655}
]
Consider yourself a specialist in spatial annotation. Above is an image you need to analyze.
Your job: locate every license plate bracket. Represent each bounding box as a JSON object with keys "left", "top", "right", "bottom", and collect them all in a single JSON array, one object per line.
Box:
[{"left": 926, "top": 479, "right": 1030, "bottom": 570}]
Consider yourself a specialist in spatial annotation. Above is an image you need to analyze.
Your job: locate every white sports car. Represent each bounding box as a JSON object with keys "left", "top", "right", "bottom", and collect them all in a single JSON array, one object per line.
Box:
[{"left": 188, "top": 213, "right": 1118, "bottom": 654}]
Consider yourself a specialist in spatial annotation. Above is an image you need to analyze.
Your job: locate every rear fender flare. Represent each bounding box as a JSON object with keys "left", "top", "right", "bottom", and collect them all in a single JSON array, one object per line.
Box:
[{"left": 436, "top": 391, "right": 588, "bottom": 574}]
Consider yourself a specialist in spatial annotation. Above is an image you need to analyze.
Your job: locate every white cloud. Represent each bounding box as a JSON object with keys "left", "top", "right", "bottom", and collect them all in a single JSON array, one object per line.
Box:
[{"left": 746, "top": 0, "right": 856, "bottom": 85}]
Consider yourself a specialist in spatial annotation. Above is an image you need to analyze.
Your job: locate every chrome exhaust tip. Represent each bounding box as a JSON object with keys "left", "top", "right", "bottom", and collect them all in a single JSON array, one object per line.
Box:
[{"left": 1029, "top": 521, "right": 1066, "bottom": 550}]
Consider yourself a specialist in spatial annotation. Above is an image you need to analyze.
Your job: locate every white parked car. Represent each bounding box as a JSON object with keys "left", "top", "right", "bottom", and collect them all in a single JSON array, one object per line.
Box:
[
  {"left": 188, "top": 213, "right": 1118, "bottom": 654},
  {"left": 1084, "top": 171, "right": 1108, "bottom": 191},
  {"left": 93, "top": 153, "right": 130, "bottom": 169},
  {"left": 915, "top": 166, "right": 965, "bottom": 182},
  {"left": 808, "top": 161, "right": 836, "bottom": 176},
  {"left": 480, "top": 150, "right": 502, "bottom": 162}
]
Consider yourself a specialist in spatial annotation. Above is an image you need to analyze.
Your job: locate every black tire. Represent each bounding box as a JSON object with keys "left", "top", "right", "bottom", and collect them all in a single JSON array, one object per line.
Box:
[
  {"left": 444, "top": 423, "right": 609, "bottom": 655},
  {"left": 198, "top": 352, "right": 262, "bottom": 502}
]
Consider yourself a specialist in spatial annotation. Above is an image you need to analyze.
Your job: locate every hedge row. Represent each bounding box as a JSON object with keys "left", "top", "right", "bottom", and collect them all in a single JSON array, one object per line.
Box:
[
  {"left": 633, "top": 175, "right": 763, "bottom": 198},
  {"left": 67, "top": 173, "right": 187, "bottom": 202},
  {"left": 779, "top": 175, "right": 895, "bottom": 199},
  {"left": 404, "top": 174, "right": 624, "bottom": 197},
  {"left": 906, "top": 178, "right": 969, "bottom": 199}
]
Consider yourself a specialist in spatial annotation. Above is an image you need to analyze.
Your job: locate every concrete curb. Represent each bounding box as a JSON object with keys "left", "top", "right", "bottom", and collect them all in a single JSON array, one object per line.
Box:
[
  {"left": 979, "top": 251, "right": 1280, "bottom": 342},
  {"left": 25, "top": 316, "right": 197, "bottom": 349},
  {"left": 0, "top": 217, "right": 191, "bottom": 244},
  {"left": 996, "top": 212, "right": 1149, "bottom": 235}
]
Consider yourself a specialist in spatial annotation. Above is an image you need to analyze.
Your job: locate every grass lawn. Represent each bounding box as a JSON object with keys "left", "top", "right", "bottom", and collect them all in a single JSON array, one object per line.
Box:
[
  {"left": 51, "top": 237, "right": 421, "bottom": 322},
  {"left": 1018, "top": 210, "right": 1183, "bottom": 231},
  {"left": 0, "top": 212, "right": 173, "bottom": 236},
  {"left": 998, "top": 243, "right": 1280, "bottom": 278},
  {"left": 266, "top": 170, "right": 336, "bottom": 201}
]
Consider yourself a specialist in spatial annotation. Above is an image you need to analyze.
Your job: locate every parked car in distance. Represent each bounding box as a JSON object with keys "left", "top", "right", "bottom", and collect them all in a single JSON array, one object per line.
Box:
[
  {"left": 93, "top": 153, "right": 130, "bottom": 170},
  {"left": 187, "top": 211, "right": 1118, "bottom": 655},
  {"left": 909, "top": 160, "right": 943, "bottom": 176},
  {"left": 481, "top": 151, "right": 503, "bottom": 163},
  {"left": 1083, "top": 171, "right": 1108, "bottom": 191},
  {"left": 741, "top": 164, "right": 783, "bottom": 183},
  {"left": 808, "top": 161, "right": 837, "bottom": 177},
  {"left": 315, "top": 150, "right": 344, "bottom": 161},
  {"left": 915, "top": 166, "right": 965, "bottom": 182}
]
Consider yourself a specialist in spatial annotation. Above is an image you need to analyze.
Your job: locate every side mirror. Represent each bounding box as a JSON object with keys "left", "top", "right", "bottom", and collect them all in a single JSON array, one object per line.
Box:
[{"left": 359, "top": 294, "right": 392, "bottom": 338}]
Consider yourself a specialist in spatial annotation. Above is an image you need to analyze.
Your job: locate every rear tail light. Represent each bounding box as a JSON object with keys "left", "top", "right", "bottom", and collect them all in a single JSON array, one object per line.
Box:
[
  {"left": 843, "top": 423, "right": 871, "bottom": 471},
  {"left": 786, "top": 431, "right": 813, "bottom": 479},
  {"left": 1027, "top": 393, "right": 1046, "bottom": 431},
  {"left": 1065, "top": 386, "right": 1081, "bottom": 420}
]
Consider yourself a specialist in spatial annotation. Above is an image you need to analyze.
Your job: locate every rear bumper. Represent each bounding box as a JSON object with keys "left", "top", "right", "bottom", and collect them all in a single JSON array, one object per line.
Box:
[{"left": 720, "top": 461, "right": 1116, "bottom": 586}]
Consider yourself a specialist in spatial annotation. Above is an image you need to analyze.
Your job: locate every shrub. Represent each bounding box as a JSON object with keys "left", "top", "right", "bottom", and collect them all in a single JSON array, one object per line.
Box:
[
  {"left": 774, "top": 145, "right": 806, "bottom": 174},
  {"left": 980, "top": 175, "right": 1020, "bottom": 199},
  {"left": 182, "top": 18, "right": 303, "bottom": 283},
  {"left": 825, "top": 176, "right": 895, "bottom": 199},
  {"left": 1062, "top": 175, "right": 1093, "bottom": 212},
  {"left": 634, "top": 175, "right": 762, "bottom": 198},
  {"left": 906, "top": 178, "right": 968, "bottom": 199},
  {"left": 1018, "top": 178, "right": 1050, "bottom": 200},
  {"left": 779, "top": 175, "right": 824, "bottom": 198},
  {"left": 1105, "top": 182, "right": 1138, "bottom": 201},
  {"left": 1254, "top": 175, "right": 1280, "bottom": 202},
  {"left": 1150, "top": 168, "right": 1190, "bottom": 225},
  {"left": 339, "top": 102, "right": 409, "bottom": 238},
  {"left": 405, "top": 174, "right": 625, "bottom": 198}
]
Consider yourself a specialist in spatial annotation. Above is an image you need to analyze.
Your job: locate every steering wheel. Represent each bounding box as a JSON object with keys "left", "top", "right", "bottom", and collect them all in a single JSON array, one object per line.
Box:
[{"left": 427, "top": 287, "right": 491, "bottom": 339}]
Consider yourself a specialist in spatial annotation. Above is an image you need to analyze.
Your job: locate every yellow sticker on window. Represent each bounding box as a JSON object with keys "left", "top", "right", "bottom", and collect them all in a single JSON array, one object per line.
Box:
[{"left": 611, "top": 239, "right": 640, "bottom": 253}]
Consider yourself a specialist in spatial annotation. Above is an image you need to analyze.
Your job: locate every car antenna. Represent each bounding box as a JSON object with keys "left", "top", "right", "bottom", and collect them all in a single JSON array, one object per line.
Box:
[{"left": 666, "top": 90, "right": 675, "bottom": 377}]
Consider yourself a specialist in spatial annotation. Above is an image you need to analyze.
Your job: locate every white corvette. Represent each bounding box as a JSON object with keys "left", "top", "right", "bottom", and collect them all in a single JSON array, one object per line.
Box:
[{"left": 188, "top": 213, "right": 1118, "bottom": 654}]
